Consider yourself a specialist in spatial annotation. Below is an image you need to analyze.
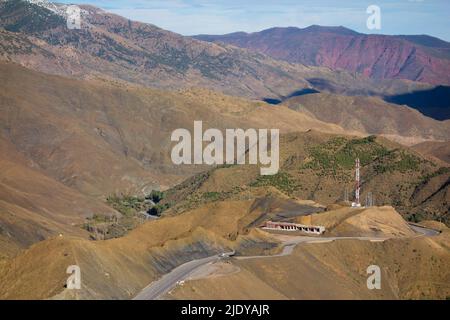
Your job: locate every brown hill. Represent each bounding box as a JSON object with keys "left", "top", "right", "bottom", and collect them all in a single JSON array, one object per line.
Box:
[
  {"left": 0, "top": 198, "right": 285, "bottom": 299},
  {"left": 0, "top": 136, "right": 115, "bottom": 259},
  {"left": 0, "top": 61, "right": 352, "bottom": 255},
  {"left": 304, "top": 206, "right": 417, "bottom": 238},
  {"left": 195, "top": 26, "right": 450, "bottom": 86},
  {"left": 412, "top": 141, "right": 450, "bottom": 164},
  {"left": 1, "top": 62, "right": 446, "bottom": 261},
  {"left": 282, "top": 93, "right": 450, "bottom": 145}
]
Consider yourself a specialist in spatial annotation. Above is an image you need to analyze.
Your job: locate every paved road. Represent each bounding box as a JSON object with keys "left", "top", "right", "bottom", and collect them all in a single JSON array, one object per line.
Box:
[
  {"left": 133, "top": 223, "right": 439, "bottom": 300},
  {"left": 237, "top": 235, "right": 389, "bottom": 260},
  {"left": 132, "top": 236, "right": 387, "bottom": 299},
  {"left": 133, "top": 252, "right": 234, "bottom": 300},
  {"left": 408, "top": 223, "right": 441, "bottom": 237},
  {"left": 238, "top": 223, "right": 440, "bottom": 261}
]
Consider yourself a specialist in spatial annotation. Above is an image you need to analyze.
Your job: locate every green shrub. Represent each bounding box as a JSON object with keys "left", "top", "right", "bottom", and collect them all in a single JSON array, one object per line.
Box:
[
  {"left": 202, "top": 192, "right": 221, "bottom": 201},
  {"left": 148, "top": 203, "right": 170, "bottom": 217},
  {"left": 147, "top": 190, "right": 165, "bottom": 203}
]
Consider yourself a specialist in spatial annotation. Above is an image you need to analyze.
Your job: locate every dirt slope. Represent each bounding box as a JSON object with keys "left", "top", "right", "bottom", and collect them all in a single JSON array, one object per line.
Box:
[
  {"left": 412, "top": 141, "right": 450, "bottom": 164},
  {"left": 0, "top": 136, "right": 115, "bottom": 259},
  {"left": 303, "top": 206, "right": 416, "bottom": 238}
]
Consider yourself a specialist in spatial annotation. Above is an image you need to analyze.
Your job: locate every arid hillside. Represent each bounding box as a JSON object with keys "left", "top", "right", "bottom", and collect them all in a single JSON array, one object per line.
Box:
[
  {"left": 0, "top": 62, "right": 349, "bottom": 197},
  {"left": 0, "top": 61, "right": 349, "bottom": 253},
  {"left": 0, "top": 0, "right": 448, "bottom": 303},
  {"left": 0, "top": 62, "right": 447, "bottom": 266},
  {"left": 302, "top": 206, "right": 417, "bottom": 238},
  {"left": 168, "top": 227, "right": 450, "bottom": 300},
  {"left": 0, "top": 136, "right": 115, "bottom": 259},
  {"left": 1, "top": 190, "right": 448, "bottom": 300},
  {"left": 0, "top": 0, "right": 339, "bottom": 100},
  {"left": 159, "top": 132, "right": 449, "bottom": 226},
  {"left": 282, "top": 93, "right": 450, "bottom": 145},
  {"left": 0, "top": 197, "right": 297, "bottom": 299},
  {"left": 412, "top": 141, "right": 450, "bottom": 164}
]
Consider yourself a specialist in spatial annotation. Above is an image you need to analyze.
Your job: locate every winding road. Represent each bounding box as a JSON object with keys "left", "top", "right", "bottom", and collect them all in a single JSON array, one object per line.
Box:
[
  {"left": 133, "top": 223, "right": 440, "bottom": 300},
  {"left": 133, "top": 253, "right": 234, "bottom": 300}
]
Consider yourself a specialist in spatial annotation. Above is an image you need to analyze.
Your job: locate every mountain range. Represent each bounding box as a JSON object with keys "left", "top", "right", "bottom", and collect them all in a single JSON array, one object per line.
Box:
[
  {"left": 196, "top": 26, "right": 450, "bottom": 120},
  {"left": 195, "top": 25, "right": 450, "bottom": 86},
  {"left": 0, "top": 0, "right": 449, "bottom": 300},
  {"left": 0, "top": 0, "right": 447, "bottom": 118}
]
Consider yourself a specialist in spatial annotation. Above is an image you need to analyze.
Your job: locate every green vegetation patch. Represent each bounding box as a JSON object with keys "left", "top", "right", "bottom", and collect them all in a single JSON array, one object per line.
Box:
[
  {"left": 302, "top": 136, "right": 390, "bottom": 172},
  {"left": 107, "top": 195, "right": 146, "bottom": 216},
  {"left": 250, "top": 171, "right": 297, "bottom": 195},
  {"left": 373, "top": 150, "right": 423, "bottom": 174}
]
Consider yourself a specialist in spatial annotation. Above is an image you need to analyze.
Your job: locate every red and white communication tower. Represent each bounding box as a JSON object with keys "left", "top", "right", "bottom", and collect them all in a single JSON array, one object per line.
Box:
[{"left": 352, "top": 158, "right": 361, "bottom": 207}]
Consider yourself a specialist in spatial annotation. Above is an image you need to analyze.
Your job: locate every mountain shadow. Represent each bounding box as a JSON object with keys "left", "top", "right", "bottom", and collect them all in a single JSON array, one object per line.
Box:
[
  {"left": 384, "top": 86, "right": 450, "bottom": 121},
  {"left": 264, "top": 88, "right": 320, "bottom": 105}
]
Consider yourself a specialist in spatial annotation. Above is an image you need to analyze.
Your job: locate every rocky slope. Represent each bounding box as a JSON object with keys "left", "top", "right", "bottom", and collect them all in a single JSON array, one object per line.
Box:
[
  {"left": 0, "top": 0, "right": 326, "bottom": 100},
  {"left": 412, "top": 141, "right": 450, "bottom": 164}
]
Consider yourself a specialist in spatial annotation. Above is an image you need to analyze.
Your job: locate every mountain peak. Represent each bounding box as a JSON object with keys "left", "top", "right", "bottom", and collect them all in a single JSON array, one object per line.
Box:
[
  {"left": 0, "top": 0, "right": 67, "bottom": 33},
  {"left": 301, "top": 25, "right": 360, "bottom": 35}
]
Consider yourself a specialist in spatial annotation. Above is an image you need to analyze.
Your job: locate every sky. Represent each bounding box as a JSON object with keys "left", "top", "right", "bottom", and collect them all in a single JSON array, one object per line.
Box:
[{"left": 57, "top": 0, "right": 450, "bottom": 41}]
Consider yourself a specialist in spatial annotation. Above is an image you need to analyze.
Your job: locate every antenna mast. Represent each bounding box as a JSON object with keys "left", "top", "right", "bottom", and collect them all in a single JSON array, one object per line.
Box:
[{"left": 352, "top": 158, "right": 361, "bottom": 207}]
